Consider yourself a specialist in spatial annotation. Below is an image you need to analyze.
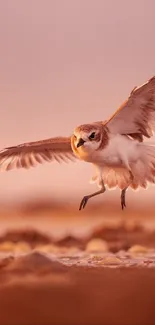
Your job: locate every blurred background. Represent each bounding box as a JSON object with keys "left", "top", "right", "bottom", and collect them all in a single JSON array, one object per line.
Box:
[
  {"left": 0, "top": 0, "right": 155, "bottom": 232},
  {"left": 1, "top": 3, "right": 155, "bottom": 325}
]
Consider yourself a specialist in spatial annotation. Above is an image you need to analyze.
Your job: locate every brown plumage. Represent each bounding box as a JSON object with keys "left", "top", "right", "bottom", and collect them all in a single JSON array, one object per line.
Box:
[
  {"left": 0, "top": 137, "right": 77, "bottom": 171},
  {"left": 97, "top": 126, "right": 109, "bottom": 150},
  {"left": 74, "top": 121, "right": 104, "bottom": 134},
  {"left": 106, "top": 76, "right": 155, "bottom": 140}
]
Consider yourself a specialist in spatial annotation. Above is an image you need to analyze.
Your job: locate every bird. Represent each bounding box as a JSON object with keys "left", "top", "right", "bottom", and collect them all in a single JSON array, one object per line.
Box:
[{"left": 1, "top": 75, "right": 155, "bottom": 211}]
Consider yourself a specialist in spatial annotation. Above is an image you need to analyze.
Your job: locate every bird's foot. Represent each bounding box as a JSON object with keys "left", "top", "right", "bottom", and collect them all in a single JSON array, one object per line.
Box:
[
  {"left": 79, "top": 185, "right": 106, "bottom": 211},
  {"left": 79, "top": 196, "right": 89, "bottom": 210},
  {"left": 121, "top": 190, "right": 126, "bottom": 210}
]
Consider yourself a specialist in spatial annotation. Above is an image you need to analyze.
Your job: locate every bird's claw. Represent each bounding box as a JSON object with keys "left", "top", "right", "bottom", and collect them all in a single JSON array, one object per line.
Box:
[
  {"left": 121, "top": 192, "right": 126, "bottom": 210},
  {"left": 79, "top": 196, "right": 89, "bottom": 210}
]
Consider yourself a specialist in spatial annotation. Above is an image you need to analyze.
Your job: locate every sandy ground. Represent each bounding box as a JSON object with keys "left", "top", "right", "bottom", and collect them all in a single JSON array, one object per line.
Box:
[
  {"left": 0, "top": 250, "right": 155, "bottom": 325},
  {"left": 0, "top": 201, "right": 155, "bottom": 325}
]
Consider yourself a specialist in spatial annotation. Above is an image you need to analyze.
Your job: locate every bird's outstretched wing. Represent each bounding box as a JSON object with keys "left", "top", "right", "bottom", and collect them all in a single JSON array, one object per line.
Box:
[
  {"left": 0, "top": 136, "right": 77, "bottom": 171},
  {"left": 105, "top": 76, "right": 155, "bottom": 141}
]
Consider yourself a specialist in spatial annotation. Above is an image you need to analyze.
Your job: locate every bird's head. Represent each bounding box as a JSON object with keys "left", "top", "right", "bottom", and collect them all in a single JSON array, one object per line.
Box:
[{"left": 71, "top": 122, "right": 108, "bottom": 157}]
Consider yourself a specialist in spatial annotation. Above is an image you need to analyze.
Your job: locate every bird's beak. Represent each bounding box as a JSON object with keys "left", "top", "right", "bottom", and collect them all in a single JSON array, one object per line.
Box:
[{"left": 77, "top": 138, "right": 85, "bottom": 148}]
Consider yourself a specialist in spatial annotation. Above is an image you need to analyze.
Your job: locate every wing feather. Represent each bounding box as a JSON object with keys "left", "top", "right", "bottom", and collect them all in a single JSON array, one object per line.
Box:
[
  {"left": 105, "top": 76, "right": 155, "bottom": 140},
  {"left": 0, "top": 136, "right": 77, "bottom": 171}
]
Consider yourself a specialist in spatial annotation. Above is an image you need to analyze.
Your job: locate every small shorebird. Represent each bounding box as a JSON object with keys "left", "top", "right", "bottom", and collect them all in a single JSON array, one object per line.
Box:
[{"left": 1, "top": 76, "right": 155, "bottom": 210}]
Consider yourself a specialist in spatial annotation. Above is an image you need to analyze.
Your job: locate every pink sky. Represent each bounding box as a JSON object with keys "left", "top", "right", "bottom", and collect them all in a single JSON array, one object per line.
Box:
[{"left": 0, "top": 0, "right": 155, "bottom": 204}]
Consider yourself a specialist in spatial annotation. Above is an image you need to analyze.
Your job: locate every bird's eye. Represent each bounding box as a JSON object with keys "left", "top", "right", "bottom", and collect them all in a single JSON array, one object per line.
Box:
[{"left": 89, "top": 132, "right": 95, "bottom": 140}]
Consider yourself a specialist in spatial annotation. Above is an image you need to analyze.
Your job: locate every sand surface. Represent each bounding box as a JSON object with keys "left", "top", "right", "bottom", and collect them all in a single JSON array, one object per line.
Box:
[
  {"left": 0, "top": 250, "right": 155, "bottom": 325},
  {"left": 0, "top": 219, "right": 155, "bottom": 325},
  {"left": 0, "top": 201, "right": 155, "bottom": 325}
]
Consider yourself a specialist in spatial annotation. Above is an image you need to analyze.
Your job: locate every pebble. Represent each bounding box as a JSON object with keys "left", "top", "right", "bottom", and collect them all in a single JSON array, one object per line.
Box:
[
  {"left": 128, "top": 245, "right": 149, "bottom": 255},
  {"left": 86, "top": 239, "right": 109, "bottom": 253}
]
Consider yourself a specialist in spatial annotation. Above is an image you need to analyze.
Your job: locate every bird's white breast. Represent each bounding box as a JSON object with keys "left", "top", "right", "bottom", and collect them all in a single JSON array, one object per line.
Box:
[{"left": 91, "top": 134, "right": 140, "bottom": 168}]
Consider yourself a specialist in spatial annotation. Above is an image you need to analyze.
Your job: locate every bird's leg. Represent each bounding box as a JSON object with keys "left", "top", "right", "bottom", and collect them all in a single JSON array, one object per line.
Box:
[
  {"left": 121, "top": 187, "right": 128, "bottom": 210},
  {"left": 120, "top": 171, "right": 133, "bottom": 210},
  {"left": 79, "top": 180, "right": 106, "bottom": 210}
]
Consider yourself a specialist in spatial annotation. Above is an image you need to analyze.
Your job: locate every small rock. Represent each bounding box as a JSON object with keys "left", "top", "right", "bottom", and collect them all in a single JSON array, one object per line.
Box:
[
  {"left": 100, "top": 256, "right": 121, "bottom": 265},
  {"left": 128, "top": 245, "right": 149, "bottom": 255},
  {"left": 86, "top": 239, "right": 109, "bottom": 253}
]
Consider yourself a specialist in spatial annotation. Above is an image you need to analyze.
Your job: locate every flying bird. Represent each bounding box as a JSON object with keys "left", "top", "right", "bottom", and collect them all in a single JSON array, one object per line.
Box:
[{"left": 1, "top": 76, "right": 155, "bottom": 210}]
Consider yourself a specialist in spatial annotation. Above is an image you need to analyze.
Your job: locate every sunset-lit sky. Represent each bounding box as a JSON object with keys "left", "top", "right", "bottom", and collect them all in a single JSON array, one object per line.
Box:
[{"left": 0, "top": 0, "right": 155, "bottom": 204}]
